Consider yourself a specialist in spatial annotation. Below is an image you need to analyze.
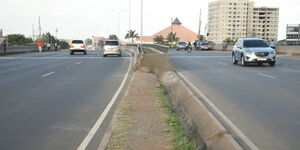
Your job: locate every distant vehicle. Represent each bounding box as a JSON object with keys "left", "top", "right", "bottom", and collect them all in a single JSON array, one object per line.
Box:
[
  {"left": 232, "top": 38, "right": 276, "bottom": 66},
  {"left": 176, "top": 42, "right": 188, "bottom": 50},
  {"left": 70, "top": 40, "right": 86, "bottom": 55},
  {"left": 199, "top": 42, "right": 212, "bottom": 50},
  {"left": 87, "top": 45, "right": 94, "bottom": 51},
  {"left": 103, "top": 40, "right": 121, "bottom": 57}
]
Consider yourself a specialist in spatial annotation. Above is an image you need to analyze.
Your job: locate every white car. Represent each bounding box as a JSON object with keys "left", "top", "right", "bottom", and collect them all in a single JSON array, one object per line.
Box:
[
  {"left": 70, "top": 40, "right": 86, "bottom": 55},
  {"left": 103, "top": 40, "right": 121, "bottom": 57}
]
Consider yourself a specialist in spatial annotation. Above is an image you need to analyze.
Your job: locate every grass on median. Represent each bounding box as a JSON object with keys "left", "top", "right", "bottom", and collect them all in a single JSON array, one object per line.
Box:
[
  {"left": 106, "top": 100, "right": 133, "bottom": 150},
  {"left": 157, "top": 84, "right": 196, "bottom": 150}
]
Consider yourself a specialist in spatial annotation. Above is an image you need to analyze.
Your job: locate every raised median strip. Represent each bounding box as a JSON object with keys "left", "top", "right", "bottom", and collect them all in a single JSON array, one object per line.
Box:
[{"left": 100, "top": 46, "right": 247, "bottom": 150}]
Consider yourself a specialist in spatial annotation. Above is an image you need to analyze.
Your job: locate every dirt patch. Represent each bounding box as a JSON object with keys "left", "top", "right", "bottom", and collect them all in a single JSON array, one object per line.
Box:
[{"left": 106, "top": 72, "right": 172, "bottom": 150}]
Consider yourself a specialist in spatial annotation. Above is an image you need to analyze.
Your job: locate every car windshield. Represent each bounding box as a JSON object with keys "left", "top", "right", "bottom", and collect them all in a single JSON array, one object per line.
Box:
[
  {"left": 201, "top": 43, "right": 209, "bottom": 45},
  {"left": 71, "top": 40, "right": 83, "bottom": 44},
  {"left": 178, "top": 42, "right": 186, "bottom": 46},
  {"left": 244, "top": 40, "right": 269, "bottom": 48},
  {"left": 105, "top": 41, "right": 119, "bottom": 45}
]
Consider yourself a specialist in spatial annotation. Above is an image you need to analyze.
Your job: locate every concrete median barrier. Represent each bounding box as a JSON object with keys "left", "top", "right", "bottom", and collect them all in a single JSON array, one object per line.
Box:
[{"left": 134, "top": 51, "right": 243, "bottom": 150}]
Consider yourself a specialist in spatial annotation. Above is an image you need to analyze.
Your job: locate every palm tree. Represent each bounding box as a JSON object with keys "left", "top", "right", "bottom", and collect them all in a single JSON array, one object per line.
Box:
[
  {"left": 166, "top": 32, "right": 180, "bottom": 44},
  {"left": 153, "top": 35, "right": 165, "bottom": 44},
  {"left": 125, "top": 30, "right": 140, "bottom": 43}
]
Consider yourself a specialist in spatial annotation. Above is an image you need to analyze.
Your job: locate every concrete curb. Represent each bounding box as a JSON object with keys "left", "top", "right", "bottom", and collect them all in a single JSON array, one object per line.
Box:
[{"left": 160, "top": 71, "right": 242, "bottom": 150}]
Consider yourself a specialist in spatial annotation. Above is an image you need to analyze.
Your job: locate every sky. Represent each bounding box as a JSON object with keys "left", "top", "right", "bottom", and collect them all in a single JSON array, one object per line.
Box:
[{"left": 0, "top": 0, "right": 299, "bottom": 40}]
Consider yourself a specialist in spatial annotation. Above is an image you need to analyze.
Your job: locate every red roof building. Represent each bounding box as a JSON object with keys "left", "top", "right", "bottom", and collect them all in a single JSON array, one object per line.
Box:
[{"left": 140, "top": 18, "right": 198, "bottom": 43}]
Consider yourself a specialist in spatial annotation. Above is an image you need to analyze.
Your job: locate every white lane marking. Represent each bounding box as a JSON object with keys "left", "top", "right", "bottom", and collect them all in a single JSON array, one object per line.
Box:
[
  {"left": 257, "top": 73, "right": 276, "bottom": 79},
  {"left": 177, "top": 72, "right": 259, "bottom": 150},
  {"left": 77, "top": 53, "right": 133, "bottom": 150},
  {"left": 76, "top": 61, "right": 82, "bottom": 65},
  {"left": 0, "top": 57, "right": 130, "bottom": 60},
  {"left": 172, "top": 56, "right": 231, "bottom": 58},
  {"left": 41, "top": 72, "right": 55, "bottom": 77}
]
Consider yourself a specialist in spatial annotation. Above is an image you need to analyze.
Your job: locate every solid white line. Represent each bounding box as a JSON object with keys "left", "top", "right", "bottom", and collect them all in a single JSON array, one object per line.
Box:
[
  {"left": 76, "top": 53, "right": 133, "bottom": 150},
  {"left": 41, "top": 72, "right": 55, "bottom": 77},
  {"left": 257, "top": 73, "right": 276, "bottom": 79},
  {"left": 172, "top": 56, "right": 231, "bottom": 58},
  {"left": 76, "top": 61, "right": 82, "bottom": 65},
  {"left": 177, "top": 72, "right": 259, "bottom": 150}
]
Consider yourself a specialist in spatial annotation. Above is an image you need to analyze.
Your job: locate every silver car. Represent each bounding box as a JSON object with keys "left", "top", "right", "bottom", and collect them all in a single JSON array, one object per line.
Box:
[
  {"left": 232, "top": 38, "right": 276, "bottom": 66},
  {"left": 103, "top": 40, "right": 121, "bottom": 57}
]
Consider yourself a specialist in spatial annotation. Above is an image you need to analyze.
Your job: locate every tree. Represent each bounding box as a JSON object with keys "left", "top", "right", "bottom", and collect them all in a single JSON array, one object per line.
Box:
[
  {"left": 197, "top": 34, "right": 205, "bottom": 42},
  {"left": 153, "top": 35, "right": 165, "bottom": 44},
  {"left": 109, "top": 34, "right": 118, "bottom": 40},
  {"left": 224, "top": 38, "right": 237, "bottom": 44},
  {"left": 166, "top": 32, "right": 180, "bottom": 44},
  {"left": 125, "top": 30, "right": 139, "bottom": 43},
  {"left": 7, "top": 34, "right": 33, "bottom": 45}
]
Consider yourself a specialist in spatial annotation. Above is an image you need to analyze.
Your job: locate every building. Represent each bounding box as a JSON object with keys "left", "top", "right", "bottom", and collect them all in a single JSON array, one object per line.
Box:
[
  {"left": 249, "top": 7, "right": 279, "bottom": 41},
  {"left": 207, "top": 0, "right": 279, "bottom": 44},
  {"left": 286, "top": 24, "right": 300, "bottom": 45},
  {"left": 140, "top": 18, "right": 198, "bottom": 43}
]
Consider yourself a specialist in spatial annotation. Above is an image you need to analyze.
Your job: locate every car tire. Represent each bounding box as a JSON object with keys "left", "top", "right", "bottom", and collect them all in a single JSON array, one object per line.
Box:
[
  {"left": 103, "top": 54, "right": 107, "bottom": 57},
  {"left": 232, "top": 54, "right": 238, "bottom": 65},
  {"left": 70, "top": 51, "right": 74, "bottom": 55},
  {"left": 84, "top": 51, "right": 87, "bottom": 55},
  {"left": 269, "top": 62, "right": 275, "bottom": 67},
  {"left": 241, "top": 55, "right": 247, "bottom": 66}
]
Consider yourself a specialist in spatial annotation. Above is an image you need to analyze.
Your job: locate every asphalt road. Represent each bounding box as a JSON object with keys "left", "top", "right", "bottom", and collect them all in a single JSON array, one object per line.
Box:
[
  {"left": 0, "top": 50, "right": 131, "bottom": 150},
  {"left": 170, "top": 50, "right": 300, "bottom": 150}
]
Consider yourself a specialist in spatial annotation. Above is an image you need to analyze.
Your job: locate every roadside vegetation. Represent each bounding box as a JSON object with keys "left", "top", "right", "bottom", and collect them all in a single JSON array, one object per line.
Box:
[{"left": 157, "top": 84, "right": 196, "bottom": 150}]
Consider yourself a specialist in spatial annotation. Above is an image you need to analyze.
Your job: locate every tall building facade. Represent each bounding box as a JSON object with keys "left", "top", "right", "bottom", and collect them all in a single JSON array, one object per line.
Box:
[
  {"left": 286, "top": 24, "right": 300, "bottom": 45},
  {"left": 207, "top": 0, "right": 279, "bottom": 44}
]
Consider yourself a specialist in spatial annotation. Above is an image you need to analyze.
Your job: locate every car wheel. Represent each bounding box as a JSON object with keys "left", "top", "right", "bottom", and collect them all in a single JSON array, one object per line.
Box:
[
  {"left": 241, "top": 55, "right": 247, "bottom": 66},
  {"left": 232, "top": 54, "right": 238, "bottom": 65},
  {"left": 269, "top": 62, "right": 275, "bottom": 67},
  {"left": 70, "top": 51, "right": 74, "bottom": 55},
  {"left": 103, "top": 54, "right": 107, "bottom": 57},
  {"left": 83, "top": 51, "right": 87, "bottom": 55}
]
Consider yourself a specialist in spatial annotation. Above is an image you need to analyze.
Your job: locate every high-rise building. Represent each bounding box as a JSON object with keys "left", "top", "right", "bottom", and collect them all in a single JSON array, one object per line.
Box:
[
  {"left": 286, "top": 24, "right": 300, "bottom": 45},
  {"left": 207, "top": 0, "right": 279, "bottom": 44}
]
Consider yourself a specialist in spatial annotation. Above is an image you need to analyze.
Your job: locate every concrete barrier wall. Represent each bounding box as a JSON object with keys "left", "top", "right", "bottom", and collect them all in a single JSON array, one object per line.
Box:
[
  {"left": 0, "top": 46, "right": 59, "bottom": 55},
  {"left": 277, "top": 46, "right": 300, "bottom": 55},
  {"left": 135, "top": 53, "right": 242, "bottom": 150}
]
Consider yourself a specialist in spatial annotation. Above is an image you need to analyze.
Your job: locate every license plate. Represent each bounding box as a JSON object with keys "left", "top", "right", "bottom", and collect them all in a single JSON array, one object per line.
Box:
[{"left": 257, "top": 58, "right": 267, "bottom": 61}]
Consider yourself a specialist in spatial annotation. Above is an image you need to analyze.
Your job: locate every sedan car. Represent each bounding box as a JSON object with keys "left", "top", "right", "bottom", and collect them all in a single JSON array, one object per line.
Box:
[
  {"left": 232, "top": 38, "right": 276, "bottom": 66},
  {"left": 199, "top": 42, "right": 212, "bottom": 50},
  {"left": 70, "top": 40, "right": 86, "bottom": 55},
  {"left": 176, "top": 42, "right": 188, "bottom": 50}
]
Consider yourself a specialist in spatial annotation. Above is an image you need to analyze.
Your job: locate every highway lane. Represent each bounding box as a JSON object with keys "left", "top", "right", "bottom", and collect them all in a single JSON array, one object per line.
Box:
[
  {"left": 170, "top": 50, "right": 300, "bottom": 150},
  {"left": 0, "top": 50, "right": 131, "bottom": 150}
]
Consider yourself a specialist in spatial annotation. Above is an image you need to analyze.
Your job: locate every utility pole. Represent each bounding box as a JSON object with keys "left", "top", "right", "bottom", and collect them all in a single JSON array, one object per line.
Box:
[
  {"left": 129, "top": 0, "right": 131, "bottom": 43},
  {"left": 32, "top": 24, "right": 35, "bottom": 39},
  {"left": 140, "top": 0, "right": 143, "bottom": 46},
  {"left": 198, "top": 8, "right": 202, "bottom": 43},
  {"left": 38, "top": 16, "right": 42, "bottom": 38}
]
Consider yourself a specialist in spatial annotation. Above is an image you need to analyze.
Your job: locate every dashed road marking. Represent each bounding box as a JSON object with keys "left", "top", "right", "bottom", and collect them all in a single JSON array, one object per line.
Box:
[
  {"left": 257, "top": 73, "right": 276, "bottom": 79},
  {"left": 41, "top": 72, "right": 55, "bottom": 77},
  {"left": 76, "top": 61, "right": 82, "bottom": 65}
]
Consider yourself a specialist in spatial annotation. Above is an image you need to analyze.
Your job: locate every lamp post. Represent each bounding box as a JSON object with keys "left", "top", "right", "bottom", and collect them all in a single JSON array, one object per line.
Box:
[{"left": 140, "top": 0, "right": 143, "bottom": 46}]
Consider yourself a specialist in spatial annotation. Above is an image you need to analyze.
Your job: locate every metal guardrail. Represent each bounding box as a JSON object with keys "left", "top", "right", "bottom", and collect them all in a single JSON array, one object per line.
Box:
[{"left": 126, "top": 44, "right": 169, "bottom": 53}]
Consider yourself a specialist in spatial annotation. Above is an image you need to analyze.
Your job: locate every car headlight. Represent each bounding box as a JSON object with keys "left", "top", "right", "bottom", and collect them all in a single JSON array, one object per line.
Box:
[
  {"left": 271, "top": 50, "right": 276, "bottom": 54},
  {"left": 245, "top": 51, "right": 253, "bottom": 55}
]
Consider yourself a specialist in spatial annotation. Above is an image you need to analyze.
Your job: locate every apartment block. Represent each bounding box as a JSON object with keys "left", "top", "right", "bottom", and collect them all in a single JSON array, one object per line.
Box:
[
  {"left": 207, "top": 0, "right": 279, "bottom": 44},
  {"left": 286, "top": 24, "right": 300, "bottom": 45}
]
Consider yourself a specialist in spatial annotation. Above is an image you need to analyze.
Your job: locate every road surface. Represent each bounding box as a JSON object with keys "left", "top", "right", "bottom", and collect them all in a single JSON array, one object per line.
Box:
[
  {"left": 170, "top": 50, "right": 300, "bottom": 150},
  {"left": 0, "top": 50, "right": 131, "bottom": 150}
]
